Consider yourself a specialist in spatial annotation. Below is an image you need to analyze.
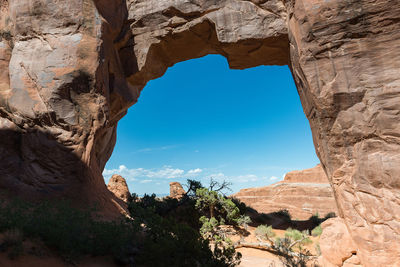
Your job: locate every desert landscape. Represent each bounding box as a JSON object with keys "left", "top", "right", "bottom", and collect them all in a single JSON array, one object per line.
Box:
[{"left": 1, "top": 0, "right": 399, "bottom": 266}]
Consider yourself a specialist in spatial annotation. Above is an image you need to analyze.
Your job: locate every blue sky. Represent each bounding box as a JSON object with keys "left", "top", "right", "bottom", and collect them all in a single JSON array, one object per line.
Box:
[{"left": 103, "top": 55, "right": 319, "bottom": 195}]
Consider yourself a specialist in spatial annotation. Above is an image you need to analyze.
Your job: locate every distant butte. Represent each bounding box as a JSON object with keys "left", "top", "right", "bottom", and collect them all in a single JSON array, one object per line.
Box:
[{"left": 233, "top": 164, "right": 338, "bottom": 220}]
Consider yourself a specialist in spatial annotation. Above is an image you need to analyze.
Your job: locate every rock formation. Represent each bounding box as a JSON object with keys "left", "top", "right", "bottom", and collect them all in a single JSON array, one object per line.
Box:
[
  {"left": 107, "top": 174, "right": 131, "bottom": 202},
  {"left": 0, "top": 0, "right": 399, "bottom": 265},
  {"left": 234, "top": 165, "right": 338, "bottom": 220},
  {"left": 169, "top": 182, "right": 186, "bottom": 199},
  {"left": 319, "top": 217, "right": 361, "bottom": 267}
]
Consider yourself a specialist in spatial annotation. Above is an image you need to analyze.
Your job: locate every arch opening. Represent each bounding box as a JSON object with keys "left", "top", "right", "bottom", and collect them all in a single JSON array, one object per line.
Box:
[{"left": 104, "top": 54, "right": 321, "bottom": 198}]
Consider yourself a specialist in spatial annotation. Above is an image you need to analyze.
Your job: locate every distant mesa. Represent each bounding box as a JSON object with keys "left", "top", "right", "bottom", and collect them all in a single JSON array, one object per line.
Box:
[
  {"left": 233, "top": 164, "right": 338, "bottom": 220},
  {"left": 107, "top": 175, "right": 131, "bottom": 202},
  {"left": 169, "top": 182, "right": 186, "bottom": 199}
]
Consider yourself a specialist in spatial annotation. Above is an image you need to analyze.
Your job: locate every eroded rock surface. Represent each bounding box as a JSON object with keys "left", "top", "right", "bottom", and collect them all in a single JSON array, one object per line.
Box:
[
  {"left": 169, "top": 182, "right": 186, "bottom": 199},
  {"left": 107, "top": 174, "right": 131, "bottom": 202},
  {"left": 234, "top": 165, "right": 338, "bottom": 220},
  {"left": 318, "top": 217, "right": 359, "bottom": 267},
  {"left": 0, "top": 0, "right": 399, "bottom": 265}
]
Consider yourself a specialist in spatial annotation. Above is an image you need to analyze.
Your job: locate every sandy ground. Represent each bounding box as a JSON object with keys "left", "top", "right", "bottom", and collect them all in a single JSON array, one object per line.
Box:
[{"left": 229, "top": 226, "right": 320, "bottom": 267}]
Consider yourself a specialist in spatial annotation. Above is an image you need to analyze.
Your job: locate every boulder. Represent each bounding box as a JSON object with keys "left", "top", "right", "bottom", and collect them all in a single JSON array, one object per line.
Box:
[{"left": 319, "top": 217, "right": 358, "bottom": 267}]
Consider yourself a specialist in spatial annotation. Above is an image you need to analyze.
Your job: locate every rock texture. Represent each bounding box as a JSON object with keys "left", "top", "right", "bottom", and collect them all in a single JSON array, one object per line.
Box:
[
  {"left": 318, "top": 217, "right": 359, "bottom": 267},
  {"left": 0, "top": 0, "right": 399, "bottom": 265},
  {"left": 169, "top": 182, "right": 186, "bottom": 199},
  {"left": 234, "top": 165, "right": 338, "bottom": 220},
  {"left": 107, "top": 175, "right": 131, "bottom": 202}
]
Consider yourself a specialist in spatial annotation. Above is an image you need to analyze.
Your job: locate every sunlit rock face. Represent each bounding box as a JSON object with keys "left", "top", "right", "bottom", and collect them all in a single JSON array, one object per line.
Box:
[
  {"left": 169, "top": 182, "right": 186, "bottom": 199},
  {"left": 318, "top": 217, "right": 360, "bottom": 267},
  {"left": 234, "top": 165, "right": 338, "bottom": 220},
  {"left": 0, "top": 0, "right": 399, "bottom": 265},
  {"left": 107, "top": 174, "right": 131, "bottom": 202}
]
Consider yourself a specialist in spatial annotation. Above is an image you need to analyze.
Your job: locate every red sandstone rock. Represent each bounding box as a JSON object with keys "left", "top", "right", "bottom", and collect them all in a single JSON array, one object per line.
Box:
[
  {"left": 0, "top": 1, "right": 399, "bottom": 265},
  {"left": 169, "top": 182, "right": 186, "bottom": 199},
  {"left": 234, "top": 165, "right": 338, "bottom": 220},
  {"left": 107, "top": 175, "right": 131, "bottom": 202},
  {"left": 319, "top": 217, "right": 358, "bottom": 267}
]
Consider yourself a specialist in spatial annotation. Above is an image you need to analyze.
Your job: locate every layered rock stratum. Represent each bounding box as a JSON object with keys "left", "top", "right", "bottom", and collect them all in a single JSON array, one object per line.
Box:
[
  {"left": 0, "top": 0, "right": 399, "bottom": 265},
  {"left": 234, "top": 165, "right": 338, "bottom": 220},
  {"left": 107, "top": 174, "right": 131, "bottom": 202}
]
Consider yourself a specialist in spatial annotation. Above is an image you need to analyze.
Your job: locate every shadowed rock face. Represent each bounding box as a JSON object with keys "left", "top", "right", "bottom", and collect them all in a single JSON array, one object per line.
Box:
[
  {"left": 234, "top": 164, "right": 338, "bottom": 220},
  {"left": 0, "top": 0, "right": 399, "bottom": 265}
]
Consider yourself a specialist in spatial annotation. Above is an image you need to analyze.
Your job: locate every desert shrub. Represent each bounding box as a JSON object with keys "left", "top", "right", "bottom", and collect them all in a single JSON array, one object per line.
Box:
[
  {"left": 311, "top": 225, "right": 322, "bottom": 237},
  {"left": 274, "top": 237, "right": 313, "bottom": 267},
  {"left": 237, "top": 215, "right": 251, "bottom": 231},
  {"left": 129, "top": 196, "right": 240, "bottom": 267},
  {"left": 284, "top": 228, "right": 312, "bottom": 247},
  {"left": 271, "top": 209, "right": 292, "bottom": 223},
  {"left": 255, "top": 225, "right": 275, "bottom": 241},
  {"left": 0, "top": 199, "right": 135, "bottom": 262},
  {"left": 230, "top": 197, "right": 248, "bottom": 215}
]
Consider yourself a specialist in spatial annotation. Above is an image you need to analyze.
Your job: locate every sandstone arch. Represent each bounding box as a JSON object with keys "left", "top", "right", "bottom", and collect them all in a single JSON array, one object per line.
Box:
[{"left": 0, "top": 0, "right": 399, "bottom": 266}]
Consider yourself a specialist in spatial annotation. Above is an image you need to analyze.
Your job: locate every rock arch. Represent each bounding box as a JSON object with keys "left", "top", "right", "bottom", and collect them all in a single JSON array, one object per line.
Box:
[{"left": 0, "top": 0, "right": 399, "bottom": 266}]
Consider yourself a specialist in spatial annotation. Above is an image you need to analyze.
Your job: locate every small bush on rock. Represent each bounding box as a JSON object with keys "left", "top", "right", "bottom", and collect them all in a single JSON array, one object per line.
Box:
[{"left": 311, "top": 225, "right": 322, "bottom": 237}]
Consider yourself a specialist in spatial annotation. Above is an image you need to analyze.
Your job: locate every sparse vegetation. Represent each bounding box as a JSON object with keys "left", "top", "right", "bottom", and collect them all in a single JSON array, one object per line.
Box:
[
  {"left": 127, "top": 179, "right": 247, "bottom": 266},
  {"left": 255, "top": 225, "right": 275, "bottom": 241},
  {"left": 0, "top": 180, "right": 329, "bottom": 266},
  {"left": 237, "top": 223, "right": 320, "bottom": 267},
  {"left": 311, "top": 225, "right": 323, "bottom": 237},
  {"left": 0, "top": 198, "right": 135, "bottom": 263}
]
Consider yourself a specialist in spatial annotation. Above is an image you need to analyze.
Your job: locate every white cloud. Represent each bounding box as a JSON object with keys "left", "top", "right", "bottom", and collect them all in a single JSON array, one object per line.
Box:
[
  {"left": 269, "top": 176, "right": 279, "bottom": 181},
  {"left": 237, "top": 174, "right": 260, "bottom": 183},
  {"left": 103, "top": 165, "right": 129, "bottom": 177},
  {"left": 103, "top": 165, "right": 203, "bottom": 182},
  {"left": 103, "top": 165, "right": 281, "bottom": 188},
  {"left": 187, "top": 168, "right": 202, "bottom": 176}
]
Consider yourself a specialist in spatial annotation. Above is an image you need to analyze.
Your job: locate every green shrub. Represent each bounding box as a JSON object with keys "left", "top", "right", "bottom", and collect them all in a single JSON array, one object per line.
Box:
[
  {"left": 129, "top": 197, "right": 240, "bottom": 267},
  {"left": 311, "top": 225, "right": 323, "bottom": 237},
  {"left": 0, "top": 199, "right": 135, "bottom": 261},
  {"left": 284, "top": 228, "right": 312, "bottom": 246},
  {"left": 255, "top": 225, "right": 275, "bottom": 240}
]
